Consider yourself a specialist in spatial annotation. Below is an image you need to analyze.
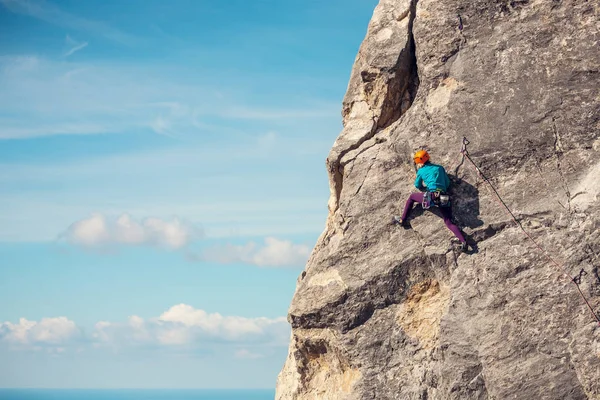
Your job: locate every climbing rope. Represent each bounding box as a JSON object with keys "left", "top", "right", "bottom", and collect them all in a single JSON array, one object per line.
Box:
[{"left": 459, "top": 137, "right": 600, "bottom": 327}]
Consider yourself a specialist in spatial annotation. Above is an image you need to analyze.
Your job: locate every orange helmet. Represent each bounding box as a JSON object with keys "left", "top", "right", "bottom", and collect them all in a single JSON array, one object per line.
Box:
[{"left": 413, "top": 149, "right": 430, "bottom": 164}]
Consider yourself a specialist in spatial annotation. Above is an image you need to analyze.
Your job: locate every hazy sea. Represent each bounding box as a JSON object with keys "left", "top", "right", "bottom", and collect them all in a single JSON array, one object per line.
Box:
[{"left": 0, "top": 389, "right": 275, "bottom": 400}]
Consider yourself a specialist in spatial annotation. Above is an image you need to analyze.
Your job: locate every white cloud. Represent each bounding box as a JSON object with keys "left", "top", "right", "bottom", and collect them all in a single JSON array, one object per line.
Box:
[
  {"left": 202, "top": 237, "right": 311, "bottom": 267},
  {"left": 158, "top": 304, "right": 280, "bottom": 341},
  {"left": 62, "top": 213, "right": 201, "bottom": 249},
  {"left": 0, "top": 317, "right": 79, "bottom": 345},
  {"left": 92, "top": 316, "right": 154, "bottom": 346},
  {"left": 1, "top": 306, "right": 290, "bottom": 353},
  {"left": 64, "top": 34, "right": 88, "bottom": 57},
  {"left": 252, "top": 237, "right": 311, "bottom": 267},
  {"left": 92, "top": 304, "right": 289, "bottom": 348},
  {"left": 61, "top": 215, "right": 310, "bottom": 264},
  {"left": 66, "top": 213, "right": 110, "bottom": 246}
]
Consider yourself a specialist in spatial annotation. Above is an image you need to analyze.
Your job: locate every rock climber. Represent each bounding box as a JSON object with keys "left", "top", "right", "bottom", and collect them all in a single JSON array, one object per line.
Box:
[{"left": 394, "top": 149, "right": 468, "bottom": 251}]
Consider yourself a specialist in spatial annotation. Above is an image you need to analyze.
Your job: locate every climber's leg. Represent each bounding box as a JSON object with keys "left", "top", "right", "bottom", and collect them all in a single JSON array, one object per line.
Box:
[
  {"left": 440, "top": 206, "right": 466, "bottom": 244},
  {"left": 401, "top": 192, "right": 425, "bottom": 222}
]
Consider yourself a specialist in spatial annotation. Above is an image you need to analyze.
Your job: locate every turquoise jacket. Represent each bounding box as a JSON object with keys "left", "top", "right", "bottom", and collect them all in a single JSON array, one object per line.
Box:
[{"left": 414, "top": 162, "right": 450, "bottom": 192}]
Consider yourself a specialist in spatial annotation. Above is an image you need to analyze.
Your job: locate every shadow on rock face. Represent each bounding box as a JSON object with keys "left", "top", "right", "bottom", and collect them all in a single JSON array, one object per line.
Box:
[
  {"left": 449, "top": 175, "right": 484, "bottom": 254},
  {"left": 449, "top": 175, "right": 484, "bottom": 230}
]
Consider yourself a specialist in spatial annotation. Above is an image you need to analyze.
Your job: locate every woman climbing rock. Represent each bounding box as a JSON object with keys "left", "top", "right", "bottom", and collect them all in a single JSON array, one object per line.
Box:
[{"left": 393, "top": 149, "right": 468, "bottom": 252}]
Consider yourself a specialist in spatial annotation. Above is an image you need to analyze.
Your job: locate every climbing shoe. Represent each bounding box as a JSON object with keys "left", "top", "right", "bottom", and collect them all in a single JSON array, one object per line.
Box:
[
  {"left": 392, "top": 216, "right": 410, "bottom": 229},
  {"left": 450, "top": 239, "right": 469, "bottom": 253}
]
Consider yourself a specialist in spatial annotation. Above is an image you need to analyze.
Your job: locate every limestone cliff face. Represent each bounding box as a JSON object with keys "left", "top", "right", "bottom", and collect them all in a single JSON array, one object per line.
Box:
[{"left": 276, "top": 0, "right": 600, "bottom": 399}]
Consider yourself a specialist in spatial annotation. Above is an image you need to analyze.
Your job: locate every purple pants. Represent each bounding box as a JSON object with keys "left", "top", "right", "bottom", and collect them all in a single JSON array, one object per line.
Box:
[{"left": 401, "top": 192, "right": 466, "bottom": 243}]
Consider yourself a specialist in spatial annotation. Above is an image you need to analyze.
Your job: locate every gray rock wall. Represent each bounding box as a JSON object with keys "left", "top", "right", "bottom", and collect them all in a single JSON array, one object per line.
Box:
[{"left": 277, "top": 0, "right": 600, "bottom": 399}]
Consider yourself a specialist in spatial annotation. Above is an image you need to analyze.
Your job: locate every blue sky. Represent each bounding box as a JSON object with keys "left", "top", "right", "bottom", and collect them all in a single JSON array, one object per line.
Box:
[{"left": 0, "top": 0, "right": 378, "bottom": 389}]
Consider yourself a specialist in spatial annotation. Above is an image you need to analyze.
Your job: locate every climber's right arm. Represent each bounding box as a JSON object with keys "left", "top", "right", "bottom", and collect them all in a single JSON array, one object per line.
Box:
[{"left": 414, "top": 171, "right": 424, "bottom": 190}]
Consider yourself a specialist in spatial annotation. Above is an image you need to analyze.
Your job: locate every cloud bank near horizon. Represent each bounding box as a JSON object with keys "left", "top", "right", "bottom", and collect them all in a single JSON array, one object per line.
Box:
[{"left": 0, "top": 304, "right": 289, "bottom": 355}]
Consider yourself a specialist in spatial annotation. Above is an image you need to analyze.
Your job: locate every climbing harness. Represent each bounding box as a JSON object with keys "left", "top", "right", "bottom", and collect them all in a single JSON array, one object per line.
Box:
[
  {"left": 438, "top": 192, "right": 451, "bottom": 207},
  {"left": 422, "top": 190, "right": 451, "bottom": 210},
  {"left": 459, "top": 137, "right": 600, "bottom": 327},
  {"left": 422, "top": 192, "right": 433, "bottom": 209}
]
